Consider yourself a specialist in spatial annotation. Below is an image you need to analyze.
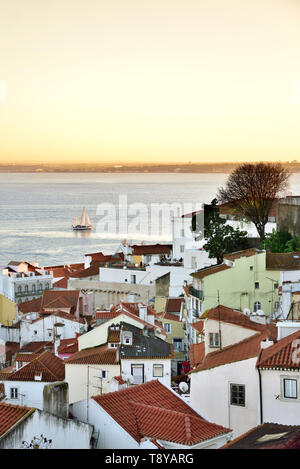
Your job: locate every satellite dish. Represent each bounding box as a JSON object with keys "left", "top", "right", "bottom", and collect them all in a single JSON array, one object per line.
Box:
[
  {"left": 243, "top": 308, "right": 251, "bottom": 316},
  {"left": 179, "top": 381, "right": 189, "bottom": 393}
]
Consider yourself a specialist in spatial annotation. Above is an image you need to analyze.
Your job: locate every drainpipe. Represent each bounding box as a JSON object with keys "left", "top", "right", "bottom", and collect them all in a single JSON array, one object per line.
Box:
[{"left": 257, "top": 351, "right": 263, "bottom": 424}]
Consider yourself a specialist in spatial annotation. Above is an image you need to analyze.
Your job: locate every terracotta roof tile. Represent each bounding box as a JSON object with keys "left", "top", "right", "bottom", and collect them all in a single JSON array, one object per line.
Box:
[
  {"left": 1, "top": 351, "right": 65, "bottom": 382},
  {"left": 223, "top": 249, "right": 261, "bottom": 261},
  {"left": 41, "top": 290, "right": 80, "bottom": 311},
  {"left": 92, "top": 380, "right": 231, "bottom": 445},
  {"left": 221, "top": 422, "right": 300, "bottom": 449},
  {"left": 18, "top": 297, "right": 42, "bottom": 314},
  {"left": 191, "top": 320, "right": 204, "bottom": 334},
  {"left": 191, "top": 264, "right": 231, "bottom": 279},
  {"left": 189, "top": 343, "right": 205, "bottom": 368},
  {"left": 163, "top": 312, "right": 181, "bottom": 322},
  {"left": 165, "top": 298, "right": 184, "bottom": 313},
  {"left": 57, "top": 338, "right": 78, "bottom": 355},
  {"left": 266, "top": 252, "right": 300, "bottom": 271},
  {"left": 201, "top": 305, "right": 277, "bottom": 336},
  {"left": 257, "top": 328, "right": 300, "bottom": 370},
  {"left": 65, "top": 344, "right": 118, "bottom": 365},
  {"left": 0, "top": 402, "right": 33, "bottom": 437},
  {"left": 0, "top": 383, "right": 5, "bottom": 401},
  {"left": 107, "top": 329, "right": 121, "bottom": 343},
  {"left": 19, "top": 341, "right": 53, "bottom": 353},
  {"left": 191, "top": 332, "right": 268, "bottom": 373},
  {"left": 131, "top": 244, "right": 172, "bottom": 255}
]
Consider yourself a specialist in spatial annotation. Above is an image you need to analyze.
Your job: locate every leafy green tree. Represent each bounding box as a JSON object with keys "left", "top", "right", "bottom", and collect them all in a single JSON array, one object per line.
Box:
[
  {"left": 285, "top": 236, "right": 300, "bottom": 252},
  {"left": 192, "top": 198, "right": 248, "bottom": 264},
  {"left": 262, "top": 230, "right": 292, "bottom": 253}
]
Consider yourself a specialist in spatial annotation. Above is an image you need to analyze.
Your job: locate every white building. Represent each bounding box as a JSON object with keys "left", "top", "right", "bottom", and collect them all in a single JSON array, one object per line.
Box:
[
  {"left": 71, "top": 379, "right": 232, "bottom": 449},
  {"left": 19, "top": 311, "right": 86, "bottom": 348},
  {"left": 0, "top": 402, "right": 92, "bottom": 449},
  {"left": 0, "top": 262, "right": 53, "bottom": 304}
]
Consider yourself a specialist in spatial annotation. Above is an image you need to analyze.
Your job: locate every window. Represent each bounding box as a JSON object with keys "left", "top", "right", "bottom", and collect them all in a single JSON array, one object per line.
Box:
[
  {"left": 164, "top": 323, "right": 171, "bottom": 333},
  {"left": 283, "top": 379, "right": 298, "bottom": 399},
  {"left": 10, "top": 387, "right": 18, "bottom": 399},
  {"left": 100, "top": 370, "right": 107, "bottom": 379},
  {"left": 108, "top": 343, "right": 118, "bottom": 348},
  {"left": 18, "top": 286, "right": 22, "bottom": 294},
  {"left": 173, "top": 338, "right": 182, "bottom": 352},
  {"left": 250, "top": 266, "right": 253, "bottom": 271},
  {"left": 274, "top": 283, "right": 278, "bottom": 289},
  {"left": 131, "top": 364, "right": 144, "bottom": 384},
  {"left": 153, "top": 364, "right": 164, "bottom": 377},
  {"left": 254, "top": 301, "right": 261, "bottom": 312},
  {"left": 124, "top": 338, "right": 131, "bottom": 345},
  {"left": 180, "top": 229, "right": 185, "bottom": 237},
  {"left": 45, "top": 283, "right": 50, "bottom": 290},
  {"left": 274, "top": 301, "right": 280, "bottom": 311},
  {"left": 180, "top": 245, "right": 185, "bottom": 253},
  {"left": 24, "top": 285, "right": 29, "bottom": 293},
  {"left": 131, "top": 275, "right": 136, "bottom": 284},
  {"left": 255, "top": 282, "right": 259, "bottom": 289},
  {"left": 230, "top": 384, "right": 245, "bottom": 406},
  {"left": 32, "top": 284, "right": 36, "bottom": 293},
  {"left": 209, "top": 332, "right": 220, "bottom": 348}
]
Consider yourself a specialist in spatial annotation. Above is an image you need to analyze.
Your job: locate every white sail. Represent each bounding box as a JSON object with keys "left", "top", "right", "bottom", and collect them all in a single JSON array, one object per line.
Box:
[
  {"left": 86, "top": 212, "right": 91, "bottom": 226},
  {"left": 81, "top": 207, "right": 86, "bottom": 226},
  {"left": 74, "top": 215, "right": 78, "bottom": 226}
]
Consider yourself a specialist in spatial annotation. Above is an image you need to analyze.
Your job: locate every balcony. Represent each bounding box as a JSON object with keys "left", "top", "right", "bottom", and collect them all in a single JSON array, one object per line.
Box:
[{"left": 188, "top": 286, "right": 204, "bottom": 300}]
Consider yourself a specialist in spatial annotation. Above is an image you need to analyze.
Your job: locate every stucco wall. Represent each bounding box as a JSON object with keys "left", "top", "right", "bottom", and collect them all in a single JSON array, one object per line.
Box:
[
  {"left": 190, "top": 357, "right": 260, "bottom": 438},
  {"left": 0, "top": 295, "right": 17, "bottom": 327},
  {"left": 121, "top": 358, "right": 171, "bottom": 388},
  {"left": 0, "top": 408, "right": 92, "bottom": 449},
  {"left": 261, "top": 369, "right": 300, "bottom": 425},
  {"left": 65, "top": 363, "right": 121, "bottom": 404},
  {"left": 204, "top": 319, "right": 259, "bottom": 355}
]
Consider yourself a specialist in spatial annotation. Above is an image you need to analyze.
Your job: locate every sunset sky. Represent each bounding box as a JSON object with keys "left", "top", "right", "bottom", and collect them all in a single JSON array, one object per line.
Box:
[{"left": 1, "top": 0, "right": 300, "bottom": 164}]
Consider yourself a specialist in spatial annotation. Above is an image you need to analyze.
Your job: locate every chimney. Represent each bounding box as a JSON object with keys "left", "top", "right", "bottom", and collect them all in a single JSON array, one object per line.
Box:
[
  {"left": 260, "top": 339, "right": 274, "bottom": 350},
  {"left": 138, "top": 304, "right": 147, "bottom": 321}
]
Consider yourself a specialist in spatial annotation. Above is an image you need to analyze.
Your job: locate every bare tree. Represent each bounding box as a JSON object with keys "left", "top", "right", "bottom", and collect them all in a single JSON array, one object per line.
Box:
[{"left": 218, "top": 162, "right": 290, "bottom": 241}]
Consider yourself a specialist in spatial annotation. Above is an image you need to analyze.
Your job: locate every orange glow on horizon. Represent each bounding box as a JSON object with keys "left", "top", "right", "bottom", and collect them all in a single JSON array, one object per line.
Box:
[{"left": 1, "top": 0, "right": 300, "bottom": 165}]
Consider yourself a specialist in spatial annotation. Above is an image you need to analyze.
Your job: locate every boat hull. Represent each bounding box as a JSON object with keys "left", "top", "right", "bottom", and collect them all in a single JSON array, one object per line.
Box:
[{"left": 72, "top": 225, "right": 93, "bottom": 231}]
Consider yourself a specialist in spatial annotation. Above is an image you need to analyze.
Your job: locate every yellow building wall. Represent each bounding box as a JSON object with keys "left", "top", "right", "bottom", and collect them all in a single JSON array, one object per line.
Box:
[
  {"left": 0, "top": 295, "right": 17, "bottom": 326},
  {"left": 154, "top": 296, "right": 168, "bottom": 314}
]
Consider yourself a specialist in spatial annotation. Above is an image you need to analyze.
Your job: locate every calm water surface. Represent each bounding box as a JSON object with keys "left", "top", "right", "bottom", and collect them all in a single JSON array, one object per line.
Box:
[{"left": 0, "top": 172, "right": 299, "bottom": 266}]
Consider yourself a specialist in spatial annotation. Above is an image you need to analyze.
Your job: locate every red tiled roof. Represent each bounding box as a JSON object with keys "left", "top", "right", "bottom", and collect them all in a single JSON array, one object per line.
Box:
[
  {"left": 162, "top": 312, "right": 182, "bottom": 322},
  {"left": 166, "top": 298, "right": 184, "bottom": 313},
  {"left": 32, "top": 310, "right": 85, "bottom": 324},
  {"left": 107, "top": 330, "right": 121, "bottom": 343},
  {"left": 18, "top": 297, "right": 42, "bottom": 314},
  {"left": 69, "top": 262, "right": 101, "bottom": 278},
  {"left": 19, "top": 341, "right": 53, "bottom": 353},
  {"left": 96, "top": 303, "right": 166, "bottom": 336},
  {"left": 57, "top": 338, "right": 78, "bottom": 355},
  {"left": 223, "top": 249, "right": 261, "bottom": 261},
  {"left": 95, "top": 311, "right": 117, "bottom": 320},
  {"left": 1, "top": 351, "right": 65, "bottom": 382},
  {"left": 191, "top": 321, "right": 204, "bottom": 334},
  {"left": 0, "top": 383, "right": 5, "bottom": 401},
  {"left": 132, "top": 401, "right": 230, "bottom": 446},
  {"left": 191, "top": 332, "right": 268, "bottom": 373},
  {"left": 92, "top": 380, "right": 231, "bottom": 445},
  {"left": 191, "top": 264, "right": 231, "bottom": 279},
  {"left": 257, "top": 329, "right": 300, "bottom": 370},
  {"left": 41, "top": 290, "right": 80, "bottom": 311},
  {"left": 15, "top": 353, "right": 40, "bottom": 363},
  {"left": 189, "top": 343, "right": 205, "bottom": 368},
  {"left": 131, "top": 244, "right": 172, "bottom": 255},
  {"left": 201, "top": 305, "right": 277, "bottom": 337},
  {"left": 53, "top": 277, "right": 69, "bottom": 289},
  {"left": 0, "top": 402, "right": 33, "bottom": 437},
  {"left": 65, "top": 344, "right": 118, "bottom": 365},
  {"left": 221, "top": 422, "right": 300, "bottom": 449}
]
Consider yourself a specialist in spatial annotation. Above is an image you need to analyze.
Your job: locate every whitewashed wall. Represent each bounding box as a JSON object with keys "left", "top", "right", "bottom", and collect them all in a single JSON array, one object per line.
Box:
[{"left": 190, "top": 357, "right": 260, "bottom": 438}]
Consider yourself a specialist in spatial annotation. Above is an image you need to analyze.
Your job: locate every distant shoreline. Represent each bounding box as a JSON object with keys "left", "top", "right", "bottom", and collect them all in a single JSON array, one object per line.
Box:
[{"left": 0, "top": 162, "right": 298, "bottom": 173}]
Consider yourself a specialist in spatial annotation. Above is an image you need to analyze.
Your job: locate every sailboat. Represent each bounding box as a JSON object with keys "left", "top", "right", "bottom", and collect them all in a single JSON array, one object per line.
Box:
[{"left": 72, "top": 208, "right": 93, "bottom": 231}]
